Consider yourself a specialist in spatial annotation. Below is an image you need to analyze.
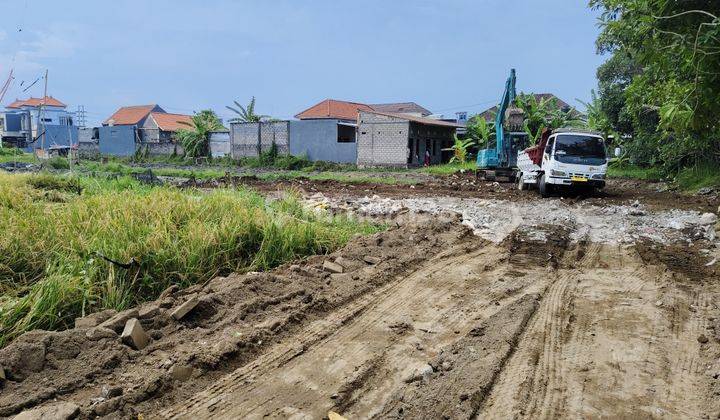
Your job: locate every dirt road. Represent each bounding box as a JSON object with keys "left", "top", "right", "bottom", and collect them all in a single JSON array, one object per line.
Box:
[{"left": 2, "top": 178, "right": 720, "bottom": 419}]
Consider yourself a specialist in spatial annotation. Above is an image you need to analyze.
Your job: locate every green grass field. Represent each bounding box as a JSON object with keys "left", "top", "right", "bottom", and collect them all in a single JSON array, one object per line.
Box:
[{"left": 0, "top": 172, "right": 381, "bottom": 346}]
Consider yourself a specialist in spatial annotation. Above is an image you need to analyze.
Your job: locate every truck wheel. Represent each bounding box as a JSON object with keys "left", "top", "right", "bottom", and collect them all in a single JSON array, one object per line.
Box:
[{"left": 538, "top": 174, "right": 552, "bottom": 197}]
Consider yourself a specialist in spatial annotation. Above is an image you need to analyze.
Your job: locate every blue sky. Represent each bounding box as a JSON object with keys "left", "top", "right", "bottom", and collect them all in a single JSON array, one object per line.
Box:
[{"left": 0, "top": 0, "right": 605, "bottom": 126}]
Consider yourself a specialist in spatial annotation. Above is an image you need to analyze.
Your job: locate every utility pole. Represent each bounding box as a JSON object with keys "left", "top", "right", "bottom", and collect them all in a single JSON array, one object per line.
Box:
[{"left": 40, "top": 69, "right": 48, "bottom": 156}]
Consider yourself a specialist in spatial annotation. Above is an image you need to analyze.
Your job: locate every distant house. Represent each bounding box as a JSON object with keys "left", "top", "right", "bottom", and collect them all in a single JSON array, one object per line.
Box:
[
  {"left": 285, "top": 99, "right": 438, "bottom": 163},
  {"left": 228, "top": 98, "right": 462, "bottom": 166},
  {"left": 357, "top": 110, "right": 463, "bottom": 167},
  {"left": 475, "top": 93, "right": 577, "bottom": 122},
  {"left": 1, "top": 96, "right": 78, "bottom": 150},
  {"left": 103, "top": 104, "right": 164, "bottom": 127},
  {"left": 95, "top": 105, "right": 192, "bottom": 156}
]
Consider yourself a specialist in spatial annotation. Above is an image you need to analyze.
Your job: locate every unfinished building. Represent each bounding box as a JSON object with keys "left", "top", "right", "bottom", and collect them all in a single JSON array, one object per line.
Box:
[{"left": 356, "top": 110, "right": 462, "bottom": 167}]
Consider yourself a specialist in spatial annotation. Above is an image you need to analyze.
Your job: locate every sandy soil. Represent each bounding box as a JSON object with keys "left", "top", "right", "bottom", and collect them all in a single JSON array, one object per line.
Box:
[{"left": 2, "top": 176, "right": 720, "bottom": 420}]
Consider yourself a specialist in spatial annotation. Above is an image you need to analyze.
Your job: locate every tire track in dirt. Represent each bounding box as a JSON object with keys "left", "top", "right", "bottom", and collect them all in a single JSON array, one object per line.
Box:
[
  {"left": 479, "top": 242, "right": 601, "bottom": 419},
  {"left": 159, "top": 243, "right": 525, "bottom": 419}
]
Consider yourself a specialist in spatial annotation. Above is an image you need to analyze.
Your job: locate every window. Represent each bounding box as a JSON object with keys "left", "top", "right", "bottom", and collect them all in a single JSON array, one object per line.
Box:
[
  {"left": 337, "top": 124, "right": 356, "bottom": 143},
  {"left": 111, "top": 130, "right": 118, "bottom": 138},
  {"left": 42, "top": 118, "right": 52, "bottom": 123}
]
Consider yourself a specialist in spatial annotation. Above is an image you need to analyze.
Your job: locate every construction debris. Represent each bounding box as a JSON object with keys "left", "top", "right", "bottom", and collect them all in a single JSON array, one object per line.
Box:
[
  {"left": 13, "top": 402, "right": 79, "bottom": 420},
  {"left": 120, "top": 318, "right": 149, "bottom": 350},
  {"left": 170, "top": 295, "right": 199, "bottom": 320},
  {"left": 323, "top": 260, "right": 344, "bottom": 273},
  {"left": 363, "top": 255, "right": 381, "bottom": 264}
]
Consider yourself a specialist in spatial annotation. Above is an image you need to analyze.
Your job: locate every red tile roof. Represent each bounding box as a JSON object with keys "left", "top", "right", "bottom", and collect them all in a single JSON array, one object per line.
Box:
[
  {"left": 150, "top": 112, "right": 193, "bottom": 132},
  {"left": 360, "top": 110, "right": 464, "bottom": 128},
  {"left": 104, "top": 104, "right": 162, "bottom": 126},
  {"left": 7, "top": 96, "right": 66, "bottom": 109},
  {"left": 295, "top": 99, "right": 374, "bottom": 121}
]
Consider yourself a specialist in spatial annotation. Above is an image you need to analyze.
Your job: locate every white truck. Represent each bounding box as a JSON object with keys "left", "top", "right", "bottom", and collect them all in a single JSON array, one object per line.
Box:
[{"left": 515, "top": 128, "right": 608, "bottom": 197}]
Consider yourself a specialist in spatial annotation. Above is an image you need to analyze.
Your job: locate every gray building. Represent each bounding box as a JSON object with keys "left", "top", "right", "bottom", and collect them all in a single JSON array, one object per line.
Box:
[
  {"left": 357, "top": 110, "right": 463, "bottom": 168},
  {"left": 288, "top": 119, "right": 357, "bottom": 163}
]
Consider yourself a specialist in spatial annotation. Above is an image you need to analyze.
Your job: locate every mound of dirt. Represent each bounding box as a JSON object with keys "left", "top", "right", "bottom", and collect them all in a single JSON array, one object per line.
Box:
[{"left": 0, "top": 219, "right": 477, "bottom": 419}]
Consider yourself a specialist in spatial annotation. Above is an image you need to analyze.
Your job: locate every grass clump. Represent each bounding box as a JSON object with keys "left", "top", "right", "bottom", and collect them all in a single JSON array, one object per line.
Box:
[
  {"left": 0, "top": 172, "right": 380, "bottom": 346},
  {"left": 674, "top": 163, "right": 720, "bottom": 192},
  {"left": 419, "top": 161, "right": 477, "bottom": 175},
  {"left": 607, "top": 163, "right": 663, "bottom": 181}
]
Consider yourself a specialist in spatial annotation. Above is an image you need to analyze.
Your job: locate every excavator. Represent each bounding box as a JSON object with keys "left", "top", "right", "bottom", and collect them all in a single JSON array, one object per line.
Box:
[{"left": 475, "top": 68, "right": 528, "bottom": 181}]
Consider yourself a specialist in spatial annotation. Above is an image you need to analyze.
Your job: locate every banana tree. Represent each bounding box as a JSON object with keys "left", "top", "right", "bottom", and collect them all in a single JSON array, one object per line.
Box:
[
  {"left": 442, "top": 135, "right": 476, "bottom": 165},
  {"left": 226, "top": 97, "right": 270, "bottom": 123}
]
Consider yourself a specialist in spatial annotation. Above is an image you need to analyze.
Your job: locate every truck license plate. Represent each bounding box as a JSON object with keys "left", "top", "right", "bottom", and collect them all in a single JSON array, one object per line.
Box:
[{"left": 571, "top": 176, "right": 588, "bottom": 182}]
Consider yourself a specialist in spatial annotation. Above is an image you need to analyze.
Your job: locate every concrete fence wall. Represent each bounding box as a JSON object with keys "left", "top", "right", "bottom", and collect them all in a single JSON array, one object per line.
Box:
[{"left": 230, "top": 121, "right": 290, "bottom": 158}]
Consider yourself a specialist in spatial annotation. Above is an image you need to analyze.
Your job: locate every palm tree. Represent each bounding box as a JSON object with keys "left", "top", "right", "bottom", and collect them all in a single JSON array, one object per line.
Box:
[
  {"left": 226, "top": 97, "right": 270, "bottom": 123},
  {"left": 176, "top": 110, "right": 224, "bottom": 158}
]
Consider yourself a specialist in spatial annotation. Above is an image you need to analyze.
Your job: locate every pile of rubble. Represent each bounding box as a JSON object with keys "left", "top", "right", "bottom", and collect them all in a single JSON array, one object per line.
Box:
[{"left": 305, "top": 194, "right": 719, "bottom": 246}]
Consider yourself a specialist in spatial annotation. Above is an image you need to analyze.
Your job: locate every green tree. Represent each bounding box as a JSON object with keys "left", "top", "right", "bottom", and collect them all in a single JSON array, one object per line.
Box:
[
  {"left": 590, "top": 0, "right": 720, "bottom": 171},
  {"left": 175, "top": 110, "right": 224, "bottom": 158},
  {"left": 466, "top": 115, "right": 495, "bottom": 149},
  {"left": 442, "top": 135, "right": 475, "bottom": 165},
  {"left": 226, "top": 96, "right": 270, "bottom": 123},
  {"left": 514, "top": 93, "right": 584, "bottom": 145}
]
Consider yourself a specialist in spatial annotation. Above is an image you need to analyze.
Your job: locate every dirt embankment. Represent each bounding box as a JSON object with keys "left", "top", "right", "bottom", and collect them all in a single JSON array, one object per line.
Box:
[
  {"left": 0, "top": 215, "right": 471, "bottom": 418},
  {"left": 3, "top": 176, "right": 720, "bottom": 419}
]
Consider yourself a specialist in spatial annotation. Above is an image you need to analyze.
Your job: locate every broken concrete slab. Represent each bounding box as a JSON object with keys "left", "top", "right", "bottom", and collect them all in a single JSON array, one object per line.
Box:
[
  {"left": 138, "top": 304, "right": 160, "bottom": 320},
  {"left": 363, "top": 255, "right": 382, "bottom": 265},
  {"left": 170, "top": 294, "right": 199, "bottom": 321},
  {"left": 330, "top": 273, "right": 351, "bottom": 282},
  {"left": 98, "top": 308, "right": 139, "bottom": 332},
  {"left": 85, "top": 327, "right": 118, "bottom": 341},
  {"left": 120, "top": 318, "right": 150, "bottom": 351},
  {"left": 74, "top": 309, "right": 117, "bottom": 329},
  {"left": 323, "top": 260, "right": 344, "bottom": 273},
  {"left": 170, "top": 364, "right": 193, "bottom": 381},
  {"left": 13, "top": 402, "right": 79, "bottom": 420}
]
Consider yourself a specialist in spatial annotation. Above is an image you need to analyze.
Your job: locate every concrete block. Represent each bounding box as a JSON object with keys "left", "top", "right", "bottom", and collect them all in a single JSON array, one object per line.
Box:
[
  {"left": 86, "top": 327, "right": 118, "bottom": 341},
  {"left": 99, "top": 308, "right": 139, "bottom": 332},
  {"left": 14, "top": 402, "right": 79, "bottom": 420},
  {"left": 323, "top": 261, "right": 344, "bottom": 273},
  {"left": 138, "top": 304, "right": 160, "bottom": 319},
  {"left": 363, "top": 256, "right": 382, "bottom": 265},
  {"left": 74, "top": 309, "right": 117, "bottom": 329},
  {"left": 170, "top": 295, "right": 199, "bottom": 320},
  {"left": 170, "top": 364, "right": 193, "bottom": 381},
  {"left": 120, "top": 318, "right": 150, "bottom": 350}
]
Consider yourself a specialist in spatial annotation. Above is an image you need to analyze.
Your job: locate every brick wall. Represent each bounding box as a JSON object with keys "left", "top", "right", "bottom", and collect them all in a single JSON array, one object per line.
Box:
[{"left": 357, "top": 112, "right": 410, "bottom": 167}]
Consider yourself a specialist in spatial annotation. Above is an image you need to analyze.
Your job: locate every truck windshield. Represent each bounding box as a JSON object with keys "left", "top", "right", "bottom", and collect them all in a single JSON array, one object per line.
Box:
[{"left": 553, "top": 135, "right": 606, "bottom": 165}]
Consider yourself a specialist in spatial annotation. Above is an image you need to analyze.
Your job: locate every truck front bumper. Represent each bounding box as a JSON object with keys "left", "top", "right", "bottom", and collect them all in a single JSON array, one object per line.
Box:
[{"left": 548, "top": 176, "right": 605, "bottom": 189}]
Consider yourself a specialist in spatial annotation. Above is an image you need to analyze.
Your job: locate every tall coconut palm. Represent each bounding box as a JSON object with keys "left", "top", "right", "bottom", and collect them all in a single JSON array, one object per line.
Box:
[{"left": 226, "top": 97, "right": 270, "bottom": 123}]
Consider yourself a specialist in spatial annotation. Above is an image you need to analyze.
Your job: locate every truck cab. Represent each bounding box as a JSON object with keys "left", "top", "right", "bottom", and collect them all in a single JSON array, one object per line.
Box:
[{"left": 516, "top": 129, "right": 608, "bottom": 197}]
